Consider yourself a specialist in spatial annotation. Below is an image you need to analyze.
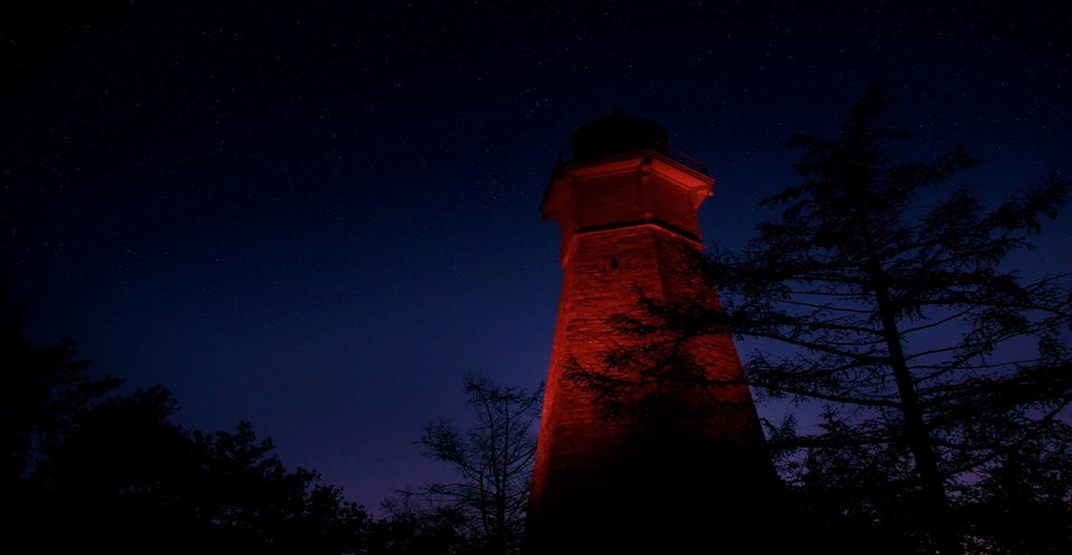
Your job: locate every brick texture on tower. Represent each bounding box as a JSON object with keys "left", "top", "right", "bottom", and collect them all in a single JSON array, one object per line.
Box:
[{"left": 524, "top": 112, "right": 777, "bottom": 554}]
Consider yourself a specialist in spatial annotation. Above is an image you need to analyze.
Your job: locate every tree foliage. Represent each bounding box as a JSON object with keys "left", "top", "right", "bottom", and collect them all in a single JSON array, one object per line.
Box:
[
  {"left": 0, "top": 304, "right": 119, "bottom": 489},
  {"left": 413, "top": 374, "right": 542, "bottom": 555},
  {"left": 2, "top": 303, "right": 548, "bottom": 555},
  {"left": 570, "top": 86, "right": 1072, "bottom": 554},
  {"left": 1, "top": 304, "right": 369, "bottom": 554}
]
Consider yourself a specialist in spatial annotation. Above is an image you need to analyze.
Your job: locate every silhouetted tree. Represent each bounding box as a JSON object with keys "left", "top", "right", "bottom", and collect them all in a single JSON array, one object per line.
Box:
[
  {"left": 371, "top": 493, "right": 473, "bottom": 555},
  {"left": 0, "top": 304, "right": 119, "bottom": 491},
  {"left": 958, "top": 429, "right": 1072, "bottom": 553},
  {"left": 569, "top": 85, "right": 1072, "bottom": 554},
  {"left": 185, "top": 421, "right": 369, "bottom": 554},
  {"left": 26, "top": 387, "right": 370, "bottom": 554},
  {"left": 2, "top": 305, "right": 370, "bottom": 554},
  {"left": 413, "top": 374, "right": 542, "bottom": 555}
]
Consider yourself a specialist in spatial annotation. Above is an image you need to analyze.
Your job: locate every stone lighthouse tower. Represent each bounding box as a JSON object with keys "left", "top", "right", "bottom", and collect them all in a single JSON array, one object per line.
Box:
[{"left": 525, "top": 111, "right": 777, "bottom": 554}]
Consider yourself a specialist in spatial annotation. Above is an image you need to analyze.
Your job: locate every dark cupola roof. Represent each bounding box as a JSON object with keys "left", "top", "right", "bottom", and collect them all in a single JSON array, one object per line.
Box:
[{"left": 569, "top": 109, "right": 670, "bottom": 161}]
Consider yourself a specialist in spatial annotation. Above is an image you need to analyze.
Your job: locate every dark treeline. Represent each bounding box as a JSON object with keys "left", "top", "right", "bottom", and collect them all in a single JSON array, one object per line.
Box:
[{"left": 1, "top": 303, "right": 514, "bottom": 555}]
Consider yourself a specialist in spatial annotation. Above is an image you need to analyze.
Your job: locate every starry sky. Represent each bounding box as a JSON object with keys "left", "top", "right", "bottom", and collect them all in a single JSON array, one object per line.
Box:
[{"left": 6, "top": 1, "right": 1070, "bottom": 510}]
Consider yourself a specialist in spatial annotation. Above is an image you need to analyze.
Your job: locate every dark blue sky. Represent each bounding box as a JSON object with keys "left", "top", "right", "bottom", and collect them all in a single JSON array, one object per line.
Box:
[{"left": 7, "top": 1, "right": 1070, "bottom": 509}]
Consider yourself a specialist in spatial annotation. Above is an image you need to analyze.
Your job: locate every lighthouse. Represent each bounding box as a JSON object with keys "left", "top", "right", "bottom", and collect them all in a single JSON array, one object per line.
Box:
[{"left": 525, "top": 111, "right": 777, "bottom": 553}]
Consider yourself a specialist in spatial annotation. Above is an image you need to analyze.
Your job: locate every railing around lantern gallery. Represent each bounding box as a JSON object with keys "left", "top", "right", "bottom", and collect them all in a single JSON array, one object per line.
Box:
[{"left": 557, "top": 142, "right": 709, "bottom": 176}]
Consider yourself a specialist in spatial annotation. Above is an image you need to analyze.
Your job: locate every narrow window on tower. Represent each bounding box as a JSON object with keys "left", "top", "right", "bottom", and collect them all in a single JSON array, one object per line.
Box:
[{"left": 609, "top": 257, "right": 619, "bottom": 270}]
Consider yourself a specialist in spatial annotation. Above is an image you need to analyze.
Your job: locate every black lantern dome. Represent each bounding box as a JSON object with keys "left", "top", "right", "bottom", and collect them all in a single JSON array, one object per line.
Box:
[{"left": 570, "top": 109, "right": 670, "bottom": 161}]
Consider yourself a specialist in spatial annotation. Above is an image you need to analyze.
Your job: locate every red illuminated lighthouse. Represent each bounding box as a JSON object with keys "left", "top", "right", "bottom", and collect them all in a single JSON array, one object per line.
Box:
[{"left": 525, "top": 111, "right": 777, "bottom": 553}]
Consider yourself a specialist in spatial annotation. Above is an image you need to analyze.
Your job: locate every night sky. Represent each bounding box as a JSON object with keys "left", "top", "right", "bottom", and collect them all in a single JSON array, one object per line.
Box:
[{"left": 7, "top": 1, "right": 1070, "bottom": 510}]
